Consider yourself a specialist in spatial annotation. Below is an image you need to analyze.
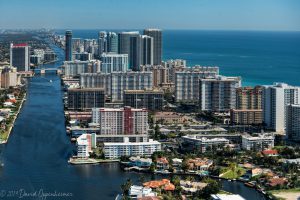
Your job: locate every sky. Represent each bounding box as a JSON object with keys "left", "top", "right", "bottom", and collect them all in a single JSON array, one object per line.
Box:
[{"left": 0, "top": 0, "right": 299, "bottom": 31}]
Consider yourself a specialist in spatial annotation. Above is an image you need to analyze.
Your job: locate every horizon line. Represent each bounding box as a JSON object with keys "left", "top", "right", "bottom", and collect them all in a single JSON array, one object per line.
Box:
[{"left": 1, "top": 28, "right": 300, "bottom": 32}]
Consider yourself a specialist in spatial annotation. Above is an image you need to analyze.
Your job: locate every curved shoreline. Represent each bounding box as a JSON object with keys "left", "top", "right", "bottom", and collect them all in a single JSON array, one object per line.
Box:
[{"left": 117, "top": 162, "right": 268, "bottom": 199}]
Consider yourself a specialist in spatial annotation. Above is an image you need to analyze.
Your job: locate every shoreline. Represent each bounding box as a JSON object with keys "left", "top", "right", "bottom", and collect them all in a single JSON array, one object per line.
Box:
[
  {"left": 117, "top": 162, "right": 269, "bottom": 199},
  {"left": 1, "top": 92, "right": 27, "bottom": 144}
]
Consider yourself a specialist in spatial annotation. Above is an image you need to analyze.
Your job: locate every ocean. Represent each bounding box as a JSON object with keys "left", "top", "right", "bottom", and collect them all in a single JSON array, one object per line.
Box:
[{"left": 55, "top": 29, "right": 300, "bottom": 86}]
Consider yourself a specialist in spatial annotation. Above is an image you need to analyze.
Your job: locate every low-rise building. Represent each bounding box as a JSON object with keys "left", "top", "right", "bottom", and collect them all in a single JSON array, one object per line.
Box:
[
  {"left": 242, "top": 134, "right": 274, "bottom": 151},
  {"left": 182, "top": 135, "right": 230, "bottom": 153},
  {"left": 103, "top": 138, "right": 161, "bottom": 159},
  {"left": 153, "top": 112, "right": 192, "bottom": 124}
]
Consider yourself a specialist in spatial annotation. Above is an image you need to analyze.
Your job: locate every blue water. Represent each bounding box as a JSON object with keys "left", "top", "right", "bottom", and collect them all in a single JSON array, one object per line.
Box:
[{"left": 56, "top": 29, "right": 300, "bottom": 86}]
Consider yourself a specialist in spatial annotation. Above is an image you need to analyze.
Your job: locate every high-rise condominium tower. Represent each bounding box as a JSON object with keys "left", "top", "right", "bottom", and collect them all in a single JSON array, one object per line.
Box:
[
  {"left": 65, "top": 30, "right": 72, "bottom": 61},
  {"left": 10, "top": 43, "right": 30, "bottom": 71},
  {"left": 143, "top": 29, "right": 162, "bottom": 65},
  {"left": 98, "top": 31, "right": 107, "bottom": 56},
  {"left": 107, "top": 32, "right": 118, "bottom": 53}
]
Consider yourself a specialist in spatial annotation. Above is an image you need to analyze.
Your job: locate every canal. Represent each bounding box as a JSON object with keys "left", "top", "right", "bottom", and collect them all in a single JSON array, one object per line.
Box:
[{"left": 0, "top": 44, "right": 266, "bottom": 200}]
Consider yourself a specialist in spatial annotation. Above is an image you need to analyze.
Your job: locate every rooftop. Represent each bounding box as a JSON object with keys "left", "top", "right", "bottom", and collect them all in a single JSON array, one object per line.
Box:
[
  {"left": 143, "top": 179, "right": 175, "bottom": 191},
  {"left": 211, "top": 194, "right": 246, "bottom": 200}
]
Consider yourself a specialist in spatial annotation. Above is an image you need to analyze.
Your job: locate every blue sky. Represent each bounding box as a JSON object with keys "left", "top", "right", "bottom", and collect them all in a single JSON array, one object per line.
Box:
[{"left": 0, "top": 0, "right": 299, "bottom": 30}]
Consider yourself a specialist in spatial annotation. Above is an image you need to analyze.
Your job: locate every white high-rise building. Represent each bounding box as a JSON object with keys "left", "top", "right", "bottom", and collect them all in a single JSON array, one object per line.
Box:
[
  {"left": 63, "top": 60, "right": 101, "bottom": 77},
  {"left": 80, "top": 73, "right": 111, "bottom": 95},
  {"left": 92, "top": 107, "right": 149, "bottom": 135},
  {"left": 175, "top": 66, "right": 219, "bottom": 103},
  {"left": 263, "top": 83, "right": 300, "bottom": 133},
  {"left": 199, "top": 76, "right": 241, "bottom": 111},
  {"left": 111, "top": 71, "right": 152, "bottom": 102},
  {"left": 100, "top": 53, "right": 128, "bottom": 73},
  {"left": 80, "top": 71, "right": 153, "bottom": 101},
  {"left": 286, "top": 104, "right": 300, "bottom": 141}
]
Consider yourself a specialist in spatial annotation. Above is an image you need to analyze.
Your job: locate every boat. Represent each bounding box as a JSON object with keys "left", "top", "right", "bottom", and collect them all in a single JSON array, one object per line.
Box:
[
  {"left": 244, "top": 182, "right": 255, "bottom": 188},
  {"left": 49, "top": 80, "right": 52, "bottom": 83}
]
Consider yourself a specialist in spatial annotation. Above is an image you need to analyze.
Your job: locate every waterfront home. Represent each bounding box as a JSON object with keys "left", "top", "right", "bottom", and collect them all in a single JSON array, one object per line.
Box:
[
  {"left": 5, "top": 98, "right": 16, "bottom": 104},
  {"left": 143, "top": 179, "right": 175, "bottom": 191},
  {"left": 3, "top": 102, "right": 15, "bottom": 108},
  {"left": 7, "top": 94, "right": 15, "bottom": 100},
  {"left": 187, "top": 158, "right": 213, "bottom": 172},
  {"left": 129, "top": 156, "right": 152, "bottom": 168},
  {"left": 251, "top": 168, "right": 263, "bottom": 177},
  {"left": 0, "top": 116, "right": 4, "bottom": 123},
  {"left": 156, "top": 157, "right": 169, "bottom": 171},
  {"left": 267, "top": 177, "right": 288, "bottom": 188},
  {"left": 0, "top": 108, "right": 11, "bottom": 118},
  {"left": 172, "top": 158, "right": 182, "bottom": 168},
  {"left": 262, "top": 149, "right": 278, "bottom": 157},
  {"left": 242, "top": 163, "right": 254, "bottom": 169},
  {"left": 129, "top": 185, "right": 157, "bottom": 199},
  {"left": 179, "top": 180, "right": 207, "bottom": 193}
]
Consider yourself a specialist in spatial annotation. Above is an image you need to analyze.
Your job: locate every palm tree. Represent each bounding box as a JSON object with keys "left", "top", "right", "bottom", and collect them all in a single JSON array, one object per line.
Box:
[{"left": 121, "top": 178, "right": 132, "bottom": 197}]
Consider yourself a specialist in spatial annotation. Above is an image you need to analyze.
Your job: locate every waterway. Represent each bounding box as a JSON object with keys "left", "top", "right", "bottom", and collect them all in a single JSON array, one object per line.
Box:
[{"left": 0, "top": 44, "right": 266, "bottom": 200}]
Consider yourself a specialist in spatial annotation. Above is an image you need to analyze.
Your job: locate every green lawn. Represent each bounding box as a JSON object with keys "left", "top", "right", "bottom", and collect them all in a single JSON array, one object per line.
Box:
[{"left": 220, "top": 166, "right": 246, "bottom": 179}]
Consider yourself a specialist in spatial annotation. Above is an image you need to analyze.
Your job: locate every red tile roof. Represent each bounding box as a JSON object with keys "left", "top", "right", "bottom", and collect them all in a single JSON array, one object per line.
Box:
[
  {"left": 268, "top": 178, "right": 287, "bottom": 187},
  {"left": 156, "top": 157, "right": 169, "bottom": 164},
  {"left": 138, "top": 197, "right": 160, "bottom": 200},
  {"left": 13, "top": 43, "right": 28, "bottom": 47},
  {"left": 143, "top": 179, "right": 175, "bottom": 191},
  {"left": 262, "top": 149, "right": 278, "bottom": 155}
]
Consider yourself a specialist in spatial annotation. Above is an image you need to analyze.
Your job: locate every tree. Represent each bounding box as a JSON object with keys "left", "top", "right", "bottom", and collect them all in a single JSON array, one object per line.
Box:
[
  {"left": 181, "top": 160, "right": 189, "bottom": 172},
  {"left": 121, "top": 179, "right": 132, "bottom": 197}
]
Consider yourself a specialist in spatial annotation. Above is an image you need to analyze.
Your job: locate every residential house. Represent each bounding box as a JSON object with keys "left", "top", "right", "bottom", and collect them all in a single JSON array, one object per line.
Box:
[
  {"left": 143, "top": 179, "right": 175, "bottom": 191},
  {"left": 129, "top": 156, "right": 152, "bottom": 168},
  {"left": 156, "top": 157, "right": 169, "bottom": 171}
]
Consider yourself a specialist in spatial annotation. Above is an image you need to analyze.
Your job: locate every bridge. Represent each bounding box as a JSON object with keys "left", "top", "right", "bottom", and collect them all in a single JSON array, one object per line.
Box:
[{"left": 34, "top": 68, "right": 62, "bottom": 75}]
